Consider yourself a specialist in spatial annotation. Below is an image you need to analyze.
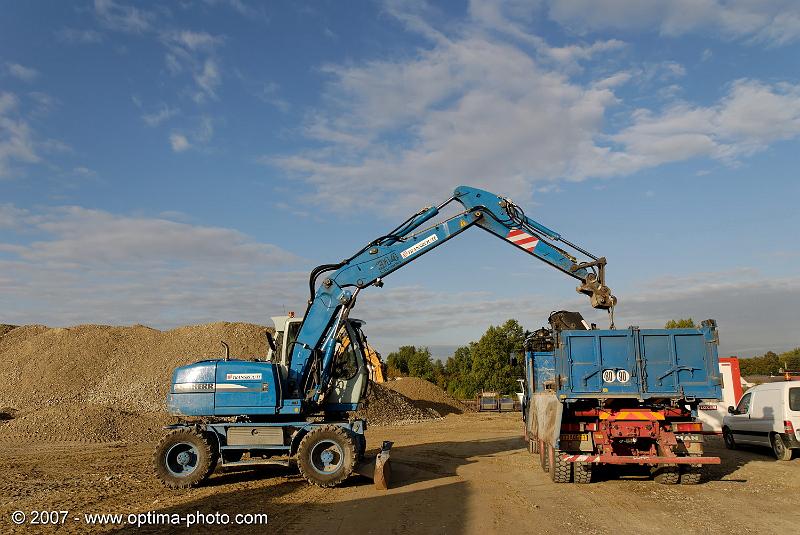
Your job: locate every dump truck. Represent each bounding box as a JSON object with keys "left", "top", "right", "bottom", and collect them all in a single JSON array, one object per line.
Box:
[{"left": 520, "top": 311, "right": 722, "bottom": 484}]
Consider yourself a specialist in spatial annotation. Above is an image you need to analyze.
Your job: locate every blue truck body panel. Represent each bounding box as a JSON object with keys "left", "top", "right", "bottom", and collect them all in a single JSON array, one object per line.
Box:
[{"left": 529, "top": 323, "right": 721, "bottom": 402}]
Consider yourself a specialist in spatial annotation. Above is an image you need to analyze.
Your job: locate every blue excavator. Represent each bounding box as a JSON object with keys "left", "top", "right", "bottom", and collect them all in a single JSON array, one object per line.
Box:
[{"left": 154, "top": 185, "right": 617, "bottom": 489}]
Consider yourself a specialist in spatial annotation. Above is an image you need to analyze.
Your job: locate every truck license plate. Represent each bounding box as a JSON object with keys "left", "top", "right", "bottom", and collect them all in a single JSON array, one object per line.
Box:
[{"left": 560, "top": 433, "right": 589, "bottom": 441}]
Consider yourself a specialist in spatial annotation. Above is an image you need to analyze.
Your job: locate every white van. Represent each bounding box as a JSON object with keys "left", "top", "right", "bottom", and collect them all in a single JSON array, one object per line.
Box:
[{"left": 722, "top": 381, "right": 800, "bottom": 460}]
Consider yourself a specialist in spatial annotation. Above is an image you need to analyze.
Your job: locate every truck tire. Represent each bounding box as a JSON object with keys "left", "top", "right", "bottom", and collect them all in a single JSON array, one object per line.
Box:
[
  {"left": 573, "top": 461, "right": 592, "bottom": 484},
  {"left": 722, "top": 427, "right": 736, "bottom": 450},
  {"left": 153, "top": 428, "right": 217, "bottom": 489},
  {"left": 771, "top": 433, "right": 793, "bottom": 461},
  {"left": 653, "top": 465, "right": 679, "bottom": 485},
  {"left": 550, "top": 448, "right": 572, "bottom": 483},
  {"left": 539, "top": 440, "right": 550, "bottom": 473},
  {"left": 527, "top": 438, "right": 539, "bottom": 454},
  {"left": 296, "top": 425, "right": 357, "bottom": 488},
  {"left": 680, "top": 465, "right": 703, "bottom": 485}
]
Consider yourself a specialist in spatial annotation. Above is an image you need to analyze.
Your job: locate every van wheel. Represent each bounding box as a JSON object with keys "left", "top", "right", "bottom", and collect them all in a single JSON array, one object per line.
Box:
[
  {"left": 771, "top": 433, "right": 793, "bottom": 461},
  {"left": 722, "top": 427, "right": 736, "bottom": 450}
]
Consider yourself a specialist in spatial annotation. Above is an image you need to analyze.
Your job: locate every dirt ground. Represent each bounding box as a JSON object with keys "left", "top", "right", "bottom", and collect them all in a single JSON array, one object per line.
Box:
[{"left": 1, "top": 412, "right": 799, "bottom": 534}]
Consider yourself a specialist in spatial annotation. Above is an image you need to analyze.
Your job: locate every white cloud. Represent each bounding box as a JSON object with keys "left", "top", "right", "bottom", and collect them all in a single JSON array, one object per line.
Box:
[
  {"left": 0, "top": 205, "right": 305, "bottom": 327},
  {"left": 270, "top": 4, "right": 800, "bottom": 213},
  {"left": 0, "top": 204, "right": 29, "bottom": 229},
  {"left": 192, "top": 59, "right": 221, "bottom": 102},
  {"left": 6, "top": 63, "right": 39, "bottom": 82},
  {"left": 165, "top": 30, "right": 224, "bottom": 51},
  {"left": 0, "top": 92, "right": 40, "bottom": 179},
  {"left": 56, "top": 28, "right": 104, "bottom": 44},
  {"left": 204, "top": 0, "right": 265, "bottom": 21},
  {"left": 169, "top": 133, "right": 190, "bottom": 152},
  {"left": 93, "top": 0, "right": 154, "bottom": 33},
  {"left": 600, "top": 79, "right": 800, "bottom": 175},
  {"left": 543, "top": 0, "right": 800, "bottom": 46},
  {"left": 141, "top": 104, "right": 179, "bottom": 126}
]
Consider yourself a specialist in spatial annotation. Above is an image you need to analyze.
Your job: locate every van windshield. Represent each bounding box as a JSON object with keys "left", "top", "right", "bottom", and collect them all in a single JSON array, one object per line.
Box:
[{"left": 790, "top": 388, "right": 800, "bottom": 411}]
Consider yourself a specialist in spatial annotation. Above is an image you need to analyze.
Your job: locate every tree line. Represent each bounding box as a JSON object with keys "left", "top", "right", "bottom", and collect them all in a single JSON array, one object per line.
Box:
[{"left": 386, "top": 319, "right": 525, "bottom": 399}]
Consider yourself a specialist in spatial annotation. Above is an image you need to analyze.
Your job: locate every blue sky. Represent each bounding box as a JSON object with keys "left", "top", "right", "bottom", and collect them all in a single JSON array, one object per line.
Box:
[{"left": 1, "top": 0, "right": 799, "bottom": 358}]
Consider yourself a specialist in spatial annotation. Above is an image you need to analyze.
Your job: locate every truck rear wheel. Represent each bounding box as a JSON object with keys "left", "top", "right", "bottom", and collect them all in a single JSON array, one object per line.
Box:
[
  {"left": 550, "top": 447, "right": 572, "bottom": 483},
  {"left": 296, "top": 425, "right": 357, "bottom": 488},
  {"left": 573, "top": 461, "right": 592, "bottom": 484},
  {"left": 527, "top": 438, "right": 539, "bottom": 454},
  {"left": 680, "top": 466, "right": 702, "bottom": 485},
  {"left": 153, "top": 428, "right": 217, "bottom": 489},
  {"left": 653, "top": 465, "right": 679, "bottom": 485}
]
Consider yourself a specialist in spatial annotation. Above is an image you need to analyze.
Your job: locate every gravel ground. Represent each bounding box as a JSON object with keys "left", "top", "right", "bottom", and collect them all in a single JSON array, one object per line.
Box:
[{"left": 1, "top": 413, "right": 798, "bottom": 534}]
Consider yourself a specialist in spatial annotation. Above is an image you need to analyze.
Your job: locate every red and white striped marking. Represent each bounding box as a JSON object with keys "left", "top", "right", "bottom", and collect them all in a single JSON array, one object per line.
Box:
[
  {"left": 560, "top": 454, "right": 601, "bottom": 463},
  {"left": 506, "top": 229, "right": 539, "bottom": 252}
]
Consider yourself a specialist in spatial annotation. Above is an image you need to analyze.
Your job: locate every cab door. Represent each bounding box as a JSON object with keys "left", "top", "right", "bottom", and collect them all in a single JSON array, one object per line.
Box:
[
  {"left": 727, "top": 392, "right": 757, "bottom": 445},
  {"left": 324, "top": 322, "right": 368, "bottom": 411}
]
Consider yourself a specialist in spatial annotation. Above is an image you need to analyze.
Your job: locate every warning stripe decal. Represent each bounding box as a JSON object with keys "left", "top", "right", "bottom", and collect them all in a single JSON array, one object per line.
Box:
[{"left": 506, "top": 229, "right": 539, "bottom": 252}]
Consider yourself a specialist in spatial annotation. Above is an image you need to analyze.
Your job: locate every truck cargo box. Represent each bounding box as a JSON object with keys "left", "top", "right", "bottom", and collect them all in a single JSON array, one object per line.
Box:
[{"left": 528, "top": 320, "right": 721, "bottom": 402}]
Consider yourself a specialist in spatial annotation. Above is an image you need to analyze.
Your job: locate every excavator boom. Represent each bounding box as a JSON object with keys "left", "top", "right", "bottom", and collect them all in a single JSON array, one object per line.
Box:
[{"left": 289, "top": 186, "right": 617, "bottom": 403}]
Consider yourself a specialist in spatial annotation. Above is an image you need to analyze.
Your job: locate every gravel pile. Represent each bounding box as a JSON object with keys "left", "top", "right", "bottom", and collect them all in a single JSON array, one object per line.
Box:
[
  {"left": 384, "top": 377, "right": 473, "bottom": 416},
  {"left": 352, "top": 382, "right": 439, "bottom": 426},
  {"left": 0, "top": 322, "right": 270, "bottom": 442}
]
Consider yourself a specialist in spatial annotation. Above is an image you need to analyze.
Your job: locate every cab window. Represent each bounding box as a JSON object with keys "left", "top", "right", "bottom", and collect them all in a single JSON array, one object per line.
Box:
[
  {"left": 284, "top": 321, "right": 301, "bottom": 367},
  {"left": 790, "top": 388, "right": 800, "bottom": 412},
  {"left": 736, "top": 392, "right": 752, "bottom": 414},
  {"left": 332, "top": 328, "right": 360, "bottom": 380}
]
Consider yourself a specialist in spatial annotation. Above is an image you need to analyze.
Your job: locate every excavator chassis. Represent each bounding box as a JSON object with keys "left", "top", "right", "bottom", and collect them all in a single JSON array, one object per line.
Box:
[{"left": 153, "top": 419, "right": 391, "bottom": 490}]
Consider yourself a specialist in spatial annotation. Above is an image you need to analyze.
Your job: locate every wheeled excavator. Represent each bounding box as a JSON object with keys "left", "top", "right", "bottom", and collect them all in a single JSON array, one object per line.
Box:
[{"left": 153, "top": 186, "right": 617, "bottom": 489}]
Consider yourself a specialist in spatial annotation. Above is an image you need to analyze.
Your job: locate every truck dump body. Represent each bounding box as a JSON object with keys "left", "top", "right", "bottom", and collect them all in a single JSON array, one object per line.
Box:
[
  {"left": 538, "top": 324, "right": 721, "bottom": 401},
  {"left": 521, "top": 317, "right": 722, "bottom": 484}
]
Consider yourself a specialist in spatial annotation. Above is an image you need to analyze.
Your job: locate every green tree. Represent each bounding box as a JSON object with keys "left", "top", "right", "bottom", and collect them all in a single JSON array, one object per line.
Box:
[
  {"left": 386, "top": 345, "right": 435, "bottom": 381},
  {"left": 665, "top": 318, "right": 696, "bottom": 329},
  {"left": 739, "top": 348, "right": 800, "bottom": 376},
  {"left": 468, "top": 319, "right": 526, "bottom": 395}
]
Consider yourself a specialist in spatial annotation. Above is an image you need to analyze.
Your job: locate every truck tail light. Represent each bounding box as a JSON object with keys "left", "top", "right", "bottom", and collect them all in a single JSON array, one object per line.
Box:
[
  {"left": 561, "top": 423, "right": 581, "bottom": 432},
  {"left": 785, "top": 420, "right": 795, "bottom": 434},
  {"left": 585, "top": 423, "right": 598, "bottom": 431},
  {"left": 674, "top": 422, "right": 703, "bottom": 432}
]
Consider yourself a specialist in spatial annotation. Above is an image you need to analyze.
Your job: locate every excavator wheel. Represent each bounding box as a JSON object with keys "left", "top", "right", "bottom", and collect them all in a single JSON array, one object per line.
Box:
[
  {"left": 153, "top": 428, "right": 217, "bottom": 489},
  {"left": 296, "top": 425, "right": 357, "bottom": 488}
]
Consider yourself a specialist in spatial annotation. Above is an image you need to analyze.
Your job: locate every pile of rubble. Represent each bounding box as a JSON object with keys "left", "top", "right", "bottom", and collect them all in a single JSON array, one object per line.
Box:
[
  {"left": 384, "top": 377, "right": 473, "bottom": 416},
  {"left": 352, "top": 382, "right": 439, "bottom": 426}
]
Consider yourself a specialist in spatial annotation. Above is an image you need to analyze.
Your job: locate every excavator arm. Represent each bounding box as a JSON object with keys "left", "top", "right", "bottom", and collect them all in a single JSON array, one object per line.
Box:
[{"left": 287, "top": 186, "right": 617, "bottom": 403}]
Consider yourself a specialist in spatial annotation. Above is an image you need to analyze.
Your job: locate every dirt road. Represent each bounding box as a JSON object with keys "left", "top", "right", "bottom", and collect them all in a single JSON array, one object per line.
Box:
[{"left": 2, "top": 412, "right": 799, "bottom": 534}]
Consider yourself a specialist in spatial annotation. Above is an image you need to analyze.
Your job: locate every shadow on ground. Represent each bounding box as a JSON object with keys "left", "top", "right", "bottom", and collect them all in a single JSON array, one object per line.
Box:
[{"left": 110, "top": 437, "right": 521, "bottom": 534}]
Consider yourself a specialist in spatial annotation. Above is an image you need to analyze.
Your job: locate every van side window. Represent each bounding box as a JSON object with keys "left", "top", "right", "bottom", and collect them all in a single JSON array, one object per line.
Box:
[
  {"left": 790, "top": 388, "right": 800, "bottom": 412},
  {"left": 736, "top": 393, "right": 752, "bottom": 414}
]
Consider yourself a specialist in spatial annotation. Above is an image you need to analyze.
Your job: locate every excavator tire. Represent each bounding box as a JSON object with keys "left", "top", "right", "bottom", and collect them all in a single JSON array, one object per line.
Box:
[
  {"left": 153, "top": 428, "right": 217, "bottom": 489},
  {"left": 296, "top": 425, "right": 357, "bottom": 488}
]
